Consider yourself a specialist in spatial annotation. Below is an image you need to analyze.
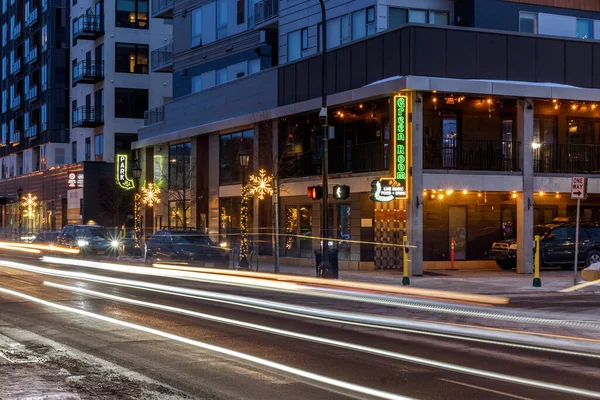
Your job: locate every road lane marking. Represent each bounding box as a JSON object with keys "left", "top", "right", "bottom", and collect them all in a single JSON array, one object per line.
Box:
[
  {"left": 41, "top": 281, "right": 600, "bottom": 399},
  {"left": 439, "top": 379, "right": 534, "bottom": 400},
  {"left": 0, "top": 286, "right": 414, "bottom": 400}
]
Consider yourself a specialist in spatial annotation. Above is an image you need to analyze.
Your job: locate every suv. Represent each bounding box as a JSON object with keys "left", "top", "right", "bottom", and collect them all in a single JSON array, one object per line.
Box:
[
  {"left": 490, "top": 224, "right": 600, "bottom": 270},
  {"left": 58, "top": 225, "right": 114, "bottom": 256},
  {"left": 145, "top": 230, "right": 229, "bottom": 268}
]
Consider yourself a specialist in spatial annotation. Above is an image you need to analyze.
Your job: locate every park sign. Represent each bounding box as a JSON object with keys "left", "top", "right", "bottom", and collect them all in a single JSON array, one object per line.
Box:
[
  {"left": 394, "top": 95, "right": 408, "bottom": 199},
  {"left": 116, "top": 154, "right": 135, "bottom": 190}
]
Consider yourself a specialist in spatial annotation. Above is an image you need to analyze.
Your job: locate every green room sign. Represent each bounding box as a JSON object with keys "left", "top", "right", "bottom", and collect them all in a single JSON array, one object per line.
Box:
[{"left": 393, "top": 95, "right": 408, "bottom": 199}]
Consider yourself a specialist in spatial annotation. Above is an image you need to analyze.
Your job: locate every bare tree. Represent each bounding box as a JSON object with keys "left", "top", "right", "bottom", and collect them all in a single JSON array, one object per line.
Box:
[
  {"left": 162, "top": 161, "right": 200, "bottom": 230},
  {"left": 99, "top": 179, "right": 134, "bottom": 228}
]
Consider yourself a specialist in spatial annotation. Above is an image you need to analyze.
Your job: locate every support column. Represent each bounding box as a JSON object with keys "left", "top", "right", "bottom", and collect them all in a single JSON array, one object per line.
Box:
[
  {"left": 208, "top": 133, "right": 220, "bottom": 243},
  {"left": 271, "top": 120, "right": 281, "bottom": 271},
  {"left": 252, "top": 123, "right": 260, "bottom": 254},
  {"left": 406, "top": 91, "right": 424, "bottom": 276},
  {"left": 190, "top": 137, "right": 198, "bottom": 229},
  {"left": 517, "top": 99, "right": 534, "bottom": 274}
]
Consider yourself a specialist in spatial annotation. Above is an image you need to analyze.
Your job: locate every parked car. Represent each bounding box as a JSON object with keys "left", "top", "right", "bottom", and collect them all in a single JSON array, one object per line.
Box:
[
  {"left": 32, "top": 231, "right": 61, "bottom": 245},
  {"left": 145, "top": 230, "right": 229, "bottom": 267},
  {"left": 58, "top": 225, "right": 115, "bottom": 256},
  {"left": 490, "top": 223, "right": 600, "bottom": 270}
]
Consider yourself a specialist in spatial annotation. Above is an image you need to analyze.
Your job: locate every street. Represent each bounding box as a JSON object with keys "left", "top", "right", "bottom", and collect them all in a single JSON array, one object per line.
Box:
[{"left": 0, "top": 253, "right": 599, "bottom": 399}]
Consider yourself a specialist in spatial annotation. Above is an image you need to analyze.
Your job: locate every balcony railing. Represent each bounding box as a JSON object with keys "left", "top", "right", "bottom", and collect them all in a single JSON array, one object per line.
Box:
[
  {"left": 151, "top": 0, "right": 173, "bottom": 18},
  {"left": 27, "top": 47, "right": 38, "bottom": 64},
  {"left": 12, "top": 22, "right": 21, "bottom": 40},
  {"left": 10, "top": 131, "right": 21, "bottom": 144},
  {"left": 12, "top": 58, "right": 21, "bottom": 74},
  {"left": 144, "top": 105, "right": 164, "bottom": 126},
  {"left": 534, "top": 143, "right": 600, "bottom": 173},
  {"left": 26, "top": 124, "right": 38, "bottom": 138},
  {"left": 27, "top": 8, "right": 38, "bottom": 26},
  {"left": 41, "top": 0, "right": 47, "bottom": 11},
  {"left": 151, "top": 43, "right": 173, "bottom": 72},
  {"left": 26, "top": 85, "right": 38, "bottom": 101},
  {"left": 254, "top": 0, "right": 279, "bottom": 26},
  {"left": 424, "top": 138, "right": 521, "bottom": 172},
  {"left": 281, "top": 141, "right": 388, "bottom": 178},
  {"left": 73, "top": 15, "right": 104, "bottom": 40},
  {"left": 73, "top": 61, "right": 104, "bottom": 84},
  {"left": 11, "top": 95, "right": 21, "bottom": 110},
  {"left": 72, "top": 106, "right": 104, "bottom": 127}
]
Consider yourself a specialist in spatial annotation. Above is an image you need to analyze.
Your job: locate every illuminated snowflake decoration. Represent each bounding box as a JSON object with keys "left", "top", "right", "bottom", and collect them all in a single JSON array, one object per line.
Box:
[
  {"left": 248, "top": 169, "right": 273, "bottom": 200},
  {"left": 141, "top": 183, "right": 161, "bottom": 207},
  {"left": 21, "top": 193, "right": 37, "bottom": 219}
]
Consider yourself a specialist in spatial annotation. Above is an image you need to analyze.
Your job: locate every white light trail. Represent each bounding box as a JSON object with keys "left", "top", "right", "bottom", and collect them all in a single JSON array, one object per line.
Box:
[
  {"left": 43, "top": 281, "right": 600, "bottom": 399},
  {"left": 0, "top": 286, "right": 414, "bottom": 400}
]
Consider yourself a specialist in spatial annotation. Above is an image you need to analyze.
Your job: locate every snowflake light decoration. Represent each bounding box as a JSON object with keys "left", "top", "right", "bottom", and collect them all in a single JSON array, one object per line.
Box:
[
  {"left": 141, "top": 183, "right": 161, "bottom": 207},
  {"left": 248, "top": 169, "right": 273, "bottom": 200},
  {"left": 21, "top": 193, "right": 37, "bottom": 219}
]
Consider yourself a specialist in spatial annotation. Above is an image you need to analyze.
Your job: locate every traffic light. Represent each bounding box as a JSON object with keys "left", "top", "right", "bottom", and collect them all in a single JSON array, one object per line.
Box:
[
  {"left": 307, "top": 185, "right": 323, "bottom": 200},
  {"left": 333, "top": 184, "right": 350, "bottom": 200}
]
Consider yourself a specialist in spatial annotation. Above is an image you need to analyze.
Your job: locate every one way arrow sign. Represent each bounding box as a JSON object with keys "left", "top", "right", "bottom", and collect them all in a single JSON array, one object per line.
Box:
[{"left": 571, "top": 176, "right": 588, "bottom": 200}]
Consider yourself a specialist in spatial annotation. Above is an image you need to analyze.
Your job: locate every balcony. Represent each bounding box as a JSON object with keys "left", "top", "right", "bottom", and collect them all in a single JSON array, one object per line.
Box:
[
  {"left": 11, "top": 95, "right": 21, "bottom": 110},
  {"left": 534, "top": 143, "right": 600, "bottom": 173},
  {"left": 144, "top": 105, "right": 164, "bottom": 126},
  {"left": 254, "top": 0, "right": 279, "bottom": 27},
  {"left": 10, "top": 131, "right": 21, "bottom": 144},
  {"left": 27, "top": 47, "right": 38, "bottom": 64},
  {"left": 424, "top": 138, "right": 521, "bottom": 172},
  {"left": 72, "top": 106, "right": 104, "bottom": 127},
  {"left": 12, "top": 58, "right": 21, "bottom": 74},
  {"left": 73, "top": 15, "right": 104, "bottom": 40},
  {"left": 73, "top": 61, "right": 104, "bottom": 84},
  {"left": 27, "top": 8, "right": 38, "bottom": 26},
  {"left": 12, "top": 22, "right": 21, "bottom": 40},
  {"left": 281, "top": 141, "right": 388, "bottom": 178},
  {"left": 26, "top": 124, "right": 38, "bottom": 138},
  {"left": 151, "top": 43, "right": 173, "bottom": 72},
  {"left": 26, "top": 85, "right": 38, "bottom": 101},
  {"left": 151, "top": 0, "right": 173, "bottom": 18}
]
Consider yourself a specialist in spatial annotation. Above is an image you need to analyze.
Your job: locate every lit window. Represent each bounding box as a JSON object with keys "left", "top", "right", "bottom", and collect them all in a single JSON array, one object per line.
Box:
[
  {"left": 519, "top": 11, "right": 537, "bottom": 34},
  {"left": 287, "top": 30, "right": 301, "bottom": 61}
]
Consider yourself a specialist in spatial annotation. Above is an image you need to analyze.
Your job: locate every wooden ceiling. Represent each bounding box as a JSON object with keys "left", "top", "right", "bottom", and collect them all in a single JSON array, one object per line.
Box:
[{"left": 503, "top": 0, "right": 600, "bottom": 12}]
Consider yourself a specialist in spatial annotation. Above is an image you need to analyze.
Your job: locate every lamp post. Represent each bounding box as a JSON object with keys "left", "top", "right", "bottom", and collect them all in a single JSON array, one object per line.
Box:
[
  {"left": 317, "top": 0, "right": 332, "bottom": 278},
  {"left": 132, "top": 161, "right": 142, "bottom": 254},
  {"left": 16, "top": 187, "right": 23, "bottom": 242},
  {"left": 239, "top": 151, "right": 250, "bottom": 270}
]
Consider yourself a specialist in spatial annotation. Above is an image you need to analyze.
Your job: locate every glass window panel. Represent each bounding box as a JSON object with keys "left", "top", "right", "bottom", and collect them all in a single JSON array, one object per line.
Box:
[
  {"left": 287, "top": 30, "right": 301, "bottom": 61},
  {"left": 299, "top": 205, "right": 312, "bottom": 258},
  {"left": 430, "top": 11, "right": 449, "bottom": 25},
  {"left": 389, "top": 7, "right": 407, "bottom": 29},
  {"left": 519, "top": 12, "right": 537, "bottom": 33},
  {"left": 191, "top": 75, "right": 201, "bottom": 93},
  {"left": 351, "top": 9, "right": 366, "bottom": 40},
  {"left": 301, "top": 27, "right": 308, "bottom": 50},
  {"left": 408, "top": 9, "right": 426, "bottom": 23},
  {"left": 285, "top": 206, "right": 298, "bottom": 257},
  {"left": 327, "top": 17, "right": 341, "bottom": 48},
  {"left": 216, "top": 67, "right": 227, "bottom": 84},
  {"left": 248, "top": 58, "right": 260, "bottom": 74},
  {"left": 577, "top": 19, "right": 593, "bottom": 39},
  {"left": 341, "top": 14, "right": 349, "bottom": 40},
  {"left": 191, "top": 7, "right": 202, "bottom": 46}
]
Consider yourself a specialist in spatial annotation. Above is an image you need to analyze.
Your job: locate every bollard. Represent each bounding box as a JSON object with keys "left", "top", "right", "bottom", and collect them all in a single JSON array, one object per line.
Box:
[
  {"left": 450, "top": 237, "right": 455, "bottom": 270},
  {"left": 533, "top": 235, "right": 541, "bottom": 287},
  {"left": 402, "top": 235, "right": 410, "bottom": 286}
]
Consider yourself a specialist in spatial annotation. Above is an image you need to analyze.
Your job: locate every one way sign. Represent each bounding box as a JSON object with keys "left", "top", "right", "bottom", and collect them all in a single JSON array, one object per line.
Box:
[{"left": 571, "top": 176, "right": 588, "bottom": 200}]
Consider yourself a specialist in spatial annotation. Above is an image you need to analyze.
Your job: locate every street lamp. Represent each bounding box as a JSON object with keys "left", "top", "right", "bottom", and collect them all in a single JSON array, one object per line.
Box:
[
  {"left": 238, "top": 151, "right": 250, "bottom": 269},
  {"left": 132, "top": 161, "right": 143, "bottom": 254},
  {"left": 16, "top": 187, "right": 23, "bottom": 242}
]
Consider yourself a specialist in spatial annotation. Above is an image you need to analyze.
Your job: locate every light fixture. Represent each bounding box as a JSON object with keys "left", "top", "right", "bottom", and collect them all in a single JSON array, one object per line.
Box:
[
  {"left": 462, "top": 190, "right": 468, "bottom": 195},
  {"left": 512, "top": 193, "right": 517, "bottom": 199},
  {"left": 438, "top": 194, "right": 444, "bottom": 200},
  {"left": 531, "top": 142, "right": 541, "bottom": 149},
  {"left": 132, "top": 161, "right": 142, "bottom": 180},
  {"left": 552, "top": 99, "right": 557, "bottom": 103},
  {"left": 539, "top": 191, "right": 544, "bottom": 196},
  {"left": 446, "top": 189, "right": 453, "bottom": 195},
  {"left": 239, "top": 151, "right": 250, "bottom": 168},
  {"left": 477, "top": 192, "right": 482, "bottom": 197},
  {"left": 593, "top": 104, "right": 597, "bottom": 110},
  {"left": 555, "top": 192, "right": 560, "bottom": 198}
]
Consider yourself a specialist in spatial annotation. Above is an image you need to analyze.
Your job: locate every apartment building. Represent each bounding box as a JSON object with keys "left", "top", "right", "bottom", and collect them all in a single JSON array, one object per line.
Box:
[{"left": 134, "top": 0, "right": 600, "bottom": 274}]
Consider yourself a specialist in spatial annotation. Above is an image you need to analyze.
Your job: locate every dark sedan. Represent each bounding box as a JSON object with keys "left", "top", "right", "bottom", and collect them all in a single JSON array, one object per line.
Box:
[{"left": 145, "top": 230, "right": 229, "bottom": 268}]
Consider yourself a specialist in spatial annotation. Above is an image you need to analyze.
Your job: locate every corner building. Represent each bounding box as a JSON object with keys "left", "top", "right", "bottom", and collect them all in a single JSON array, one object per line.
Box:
[{"left": 134, "top": 0, "right": 600, "bottom": 274}]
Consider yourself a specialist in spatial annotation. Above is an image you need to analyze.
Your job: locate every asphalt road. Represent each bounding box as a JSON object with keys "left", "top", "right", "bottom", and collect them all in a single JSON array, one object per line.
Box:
[{"left": 0, "top": 253, "right": 599, "bottom": 400}]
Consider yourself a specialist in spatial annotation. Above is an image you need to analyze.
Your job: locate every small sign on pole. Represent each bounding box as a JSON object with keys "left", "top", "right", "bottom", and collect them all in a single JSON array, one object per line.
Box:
[{"left": 571, "top": 176, "right": 587, "bottom": 285}]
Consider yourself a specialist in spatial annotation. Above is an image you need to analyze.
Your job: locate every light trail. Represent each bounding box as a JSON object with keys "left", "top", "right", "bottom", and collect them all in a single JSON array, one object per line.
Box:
[
  {"left": 0, "top": 243, "right": 40, "bottom": 254},
  {"left": 0, "top": 286, "right": 414, "bottom": 400},
  {"left": 43, "top": 281, "right": 600, "bottom": 398},
  {"left": 1, "top": 259, "right": 599, "bottom": 358},
  {"left": 41, "top": 256, "right": 508, "bottom": 305},
  {"left": 0, "top": 241, "right": 79, "bottom": 254}
]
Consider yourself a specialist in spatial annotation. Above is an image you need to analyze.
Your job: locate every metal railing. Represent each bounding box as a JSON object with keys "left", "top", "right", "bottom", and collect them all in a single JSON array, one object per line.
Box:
[
  {"left": 534, "top": 143, "right": 600, "bottom": 173},
  {"left": 27, "top": 85, "right": 38, "bottom": 101},
  {"left": 254, "top": 0, "right": 279, "bottom": 26},
  {"left": 27, "top": 47, "right": 38, "bottom": 64},
  {"left": 11, "top": 95, "right": 21, "bottom": 110},
  {"left": 73, "top": 60, "right": 104, "bottom": 81},
  {"left": 72, "top": 106, "right": 104, "bottom": 126},
  {"left": 151, "top": 0, "right": 173, "bottom": 16},
  {"left": 12, "top": 22, "right": 21, "bottom": 39},
  {"left": 151, "top": 42, "right": 173, "bottom": 71},
  {"left": 27, "top": 8, "right": 38, "bottom": 26},
  {"left": 73, "top": 14, "right": 104, "bottom": 36},
  {"left": 424, "top": 138, "right": 521, "bottom": 172},
  {"left": 11, "top": 58, "right": 21, "bottom": 74},
  {"left": 144, "top": 105, "right": 164, "bottom": 126},
  {"left": 281, "top": 141, "right": 388, "bottom": 178}
]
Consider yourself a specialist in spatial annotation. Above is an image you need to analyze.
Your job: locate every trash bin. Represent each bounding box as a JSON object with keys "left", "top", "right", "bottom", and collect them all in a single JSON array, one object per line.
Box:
[{"left": 313, "top": 249, "right": 339, "bottom": 279}]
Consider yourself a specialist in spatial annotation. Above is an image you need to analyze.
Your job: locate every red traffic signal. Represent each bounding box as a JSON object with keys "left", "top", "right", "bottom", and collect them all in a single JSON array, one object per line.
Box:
[
  {"left": 307, "top": 185, "right": 323, "bottom": 200},
  {"left": 333, "top": 184, "right": 350, "bottom": 200}
]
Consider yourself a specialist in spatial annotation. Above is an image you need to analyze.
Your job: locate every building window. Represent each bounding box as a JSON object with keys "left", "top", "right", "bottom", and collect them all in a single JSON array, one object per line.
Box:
[
  {"left": 287, "top": 30, "right": 301, "bottom": 61},
  {"left": 217, "top": 0, "right": 227, "bottom": 39},
  {"left": 116, "top": 0, "right": 148, "bottom": 29},
  {"left": 191, "top": 75, "right": 202, "bottom": 93},
  {"left": 327, "top": 17, "right": 341, "bottom": 48},
  {"left": 85, "top": 137, "right": 91, "bottom": 161},
  {"left": 94, "top": 134, "right": 103, "bottom": 160},
  {"left": 40, "top": 145, "right": 46, "bottom": 169},
  {"left": 301, "top": 27, "right": 308, "bottom": 50},
  {"left": 519, "top": 11, "right": 537, "bottom": 34},
  {"left": 409, "top": 9, "right": 427, "bottom": 23},
  {"left": 216, "top": 67, "right": 227, "bottom": 85},
  {"left": 219, "top": 197, "right": 251, "bottom": 250},
  {"left": 430, "top": 11, "right": 449, "bottom": 25},
  {"left": 219, "top": 129, "right": 253, "bottom": 184},
  {"left": 284, "top": 205, "right": 312, "bottom": 258},
  {"left": 114, "top": 88, "right": 148, "bottom": 118},
  {"left": 366, "top": 6, "right": 376, "bottom": 34},
  {"left": 236, "top": 0, "right": 244, "bottom": 24},
  {"left": 40, "top": 104, "right": 47, "bottom": 131},
  {"left": 72, "top": 141, "right": 77, "bottom": 163},
  {"left": 248, "top": 58, "right": 260, "bottom": 74},
  {"left": 337, "top": 204, "right": 351, "bottom": 260},
  {"left": 168, "top": 142, "right": 192, "bottom": 228},
  {"left": 351, "top": 8, "right": 376, "bottom": 40},
  {"left": 577, "top": 19, "right": 593, "bottom": 39},
  {"left": 41, "top": 64, "right": 47, "bottom": 91},
  {"left": 115, "top": 43, "right": 148, "bottom": 73},
  {"left": 191, "top": 7, "right": 202, "bottom": 47}
]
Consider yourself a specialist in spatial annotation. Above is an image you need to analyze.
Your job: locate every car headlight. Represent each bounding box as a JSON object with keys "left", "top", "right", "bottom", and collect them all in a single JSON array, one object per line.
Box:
[
  {"left": 110, "top": 240, "right": 120, "bottom": 248},
  {"left": 77, "top": 240, "right": 89, "bottom": 247},
  {"left": 220, "top": 242, "right": 228, "bottom": 248},
  {"left": 509, "top": 243, "right": 518, "bottom": 250}
]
